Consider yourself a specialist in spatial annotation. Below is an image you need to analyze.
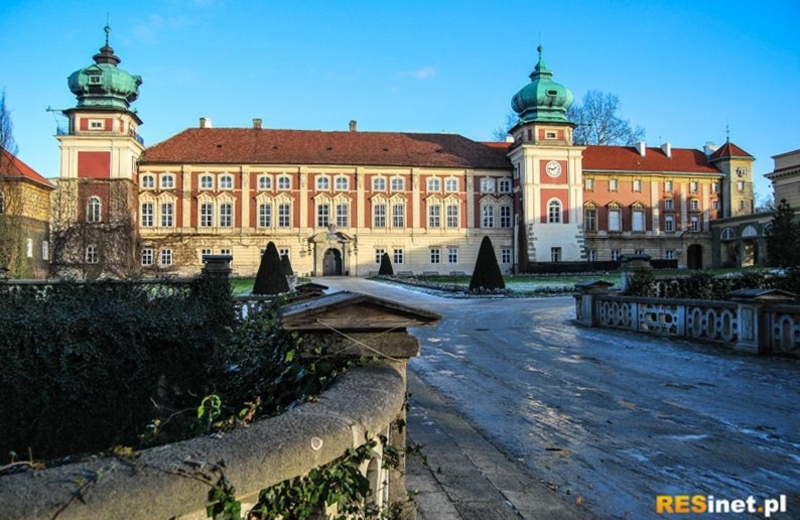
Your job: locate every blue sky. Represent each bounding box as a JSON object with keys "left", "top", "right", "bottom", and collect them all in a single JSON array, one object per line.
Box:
[{"left": 2, "top": 0, "right": 798, "bottom": 201}]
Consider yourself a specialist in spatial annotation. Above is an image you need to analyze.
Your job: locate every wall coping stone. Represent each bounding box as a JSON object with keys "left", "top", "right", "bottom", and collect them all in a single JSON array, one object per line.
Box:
[{"left": 0, "top": 364, "right": 405, "bottom": 520}]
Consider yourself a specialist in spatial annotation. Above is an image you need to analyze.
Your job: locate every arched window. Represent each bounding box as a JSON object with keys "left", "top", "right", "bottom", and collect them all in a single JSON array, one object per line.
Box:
[
  {"left": 141, "top": 175, "right": 155, "bottom": 189},
  {"left": 372, "top": 177, "right": 386, "bottom": 191},
  {"left": 548, "top": 199, "right": 562, "bottom": 224},
  {"left": 219, "top": 175, "right": 234, "bottom": 190},
  {"left": 584, "top": 203, "right": 597, "bottom": 231},
  {"left": 258, "top": 175, "right": 272, "bottom": 190},
  {"left": 316, "top": 176, "right": 330, "bottom": 190},
  {"left": 427, "top": 178, "right": 441, "bottom": 192},
  {"left": 721, "top": 227, "right": 736, "bottom": 241},
  {"left": 87, "top": 197, "right": 102, "bottom": 223}
]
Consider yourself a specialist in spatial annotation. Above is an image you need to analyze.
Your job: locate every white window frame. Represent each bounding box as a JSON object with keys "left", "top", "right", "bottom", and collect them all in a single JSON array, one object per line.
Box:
[
  {"left": 259, "top": 202, "right": 272, "bottom": 227},
  {"left": 445, "top": 179, "right": 458, "bottom": 192},
  {"left": 335, "top": 203, "right": 349, "bottom": 228},
  {"left": 200, "top": 202, "right": 214, "bottom": 228},
  {"left": 219, "top": 202, "right": 233, "bottom": 227},
  {"left": 278, "top": 176, "right": 291, "bottom": 190},
  {"left": 161, "top": 202, "right": 174, "bottom": 227},
  {"left": 448, "top": 248, "right": 459, "bottom": 264},
  {"left": 427, "top": 178, "right": 441, "bottom": 192},
  {"left": 335, "top": 176, "right": 349, "bottom": 191},
  {"left": 87, "top": 197, "right": 102, "bottom": 223},
  {"left": 278, "top": 203, "right": 291, "bottom": 227},
  {"left": 392, "top": 203, "right": 405, "bottom": 228},
  {"left": 141, "top": 248, "right": 153, "bottom": 266},
  {"left": 219, "top": 175, "right": 234, "bottom": 190},
  {"left": 446, "top": 204, "right": 459, "bottom": 228},
  {"left": 482, "top": 204, "right": 495, "bottom": 228},
  {"left": 373, "top": 203, "right": 387, "bottom": 228},
  {"left": 161, "top": 175, "right": 175, "bottom": 190},
  {"left": 258, "top": 175, "right": 272, "bottom": 190},
  {"left": 141, "top": 175, "right": 155, "bottom": 189},
  {"left": 200, "top": 175, "right": 214, "bottom": 190},
  {"left": 141, "top": 202, "right": 154, "bottom": 227},
  {"left": 393, "top": 248, "right": 404, "bottom": 264},
  {"left": 372, "top": 177, "right": 386, "bottom": 191},
  {"left": 317, "top": 203, "right": 330, "bottom": 227},
  {"left": 316, "top": 176, "right": 330, "bottom": 190},
  {"left": 428, "top": 204, "right": 441, "bottom": 228},
  {"left": 430, "top": 248, "right": 441, "bottom": 264},
  {"left": 548, "top": 200, "right": 562, "bottom": 224}
]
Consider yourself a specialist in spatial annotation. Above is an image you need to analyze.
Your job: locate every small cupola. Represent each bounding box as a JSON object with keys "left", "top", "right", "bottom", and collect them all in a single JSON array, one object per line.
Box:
[
  {"left": 511, "top": 45, "right": 574, "bottom": 124},
  {"left": 67, "top": 25, "right": 142, "bottom": 110}
]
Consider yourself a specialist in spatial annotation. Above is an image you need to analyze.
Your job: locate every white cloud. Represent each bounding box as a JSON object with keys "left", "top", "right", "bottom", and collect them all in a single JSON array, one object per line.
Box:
[{"left": 398, "top": 66, "right": 436, "bottom": 80}]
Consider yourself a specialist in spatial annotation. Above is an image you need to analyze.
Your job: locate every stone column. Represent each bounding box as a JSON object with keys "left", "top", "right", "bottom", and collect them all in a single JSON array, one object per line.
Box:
[
  {"left": 574, "top": 280, "right": 614, "bottom": 326},
  {"left": 619, "top": 253, "right": 652, "bottom": 293}
]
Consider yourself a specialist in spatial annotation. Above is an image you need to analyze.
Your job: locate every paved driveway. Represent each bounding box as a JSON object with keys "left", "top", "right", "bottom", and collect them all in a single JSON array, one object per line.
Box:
[{"left": 319, "top": 278, "right": 800, "bottom": 519}]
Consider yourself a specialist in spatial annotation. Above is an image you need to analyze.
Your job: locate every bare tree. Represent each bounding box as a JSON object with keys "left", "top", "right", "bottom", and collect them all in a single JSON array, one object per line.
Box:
[
  {"left": 0, "top": 88, "right": 26, "bottom": 276},
  {"left": 50, "top": 179, "right": 140, "bottom": 279},
  {"left": 567, "top": 91, "right": 645, "bottom": 146}
]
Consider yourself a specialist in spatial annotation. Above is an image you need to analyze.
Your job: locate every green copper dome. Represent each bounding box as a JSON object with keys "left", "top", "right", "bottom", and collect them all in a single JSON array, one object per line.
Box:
[
  {"left": 67, "top": 26, "right": 142, "bottom": 110},
  {"left": 511, "top": 46, "right": 573, "bottom": 124}
]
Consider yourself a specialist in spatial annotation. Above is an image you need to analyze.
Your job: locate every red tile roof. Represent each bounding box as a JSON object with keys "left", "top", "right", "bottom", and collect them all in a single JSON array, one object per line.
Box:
[
  {"left": 709, "top": 141, "right": 753, "bottom": 161},
  {"left": 583, "top": 145, "right": 720, "bottom": 174},
  {"left": 141, "top": 128, "right": 513, "bottom": 170},
  {"left": 0, "top": 148, "right": 53, "bottom": 187}
]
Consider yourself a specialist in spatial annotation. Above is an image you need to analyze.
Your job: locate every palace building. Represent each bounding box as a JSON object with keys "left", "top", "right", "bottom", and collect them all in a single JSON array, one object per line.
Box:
[{"left": 48, "top": 31, "right": 757, "bottom": 278}]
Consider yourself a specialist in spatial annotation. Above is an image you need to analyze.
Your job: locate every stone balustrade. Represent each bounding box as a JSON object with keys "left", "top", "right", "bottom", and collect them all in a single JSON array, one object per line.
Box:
[{"left": 575, "top": 282, "right": 799, "bottom": 355}]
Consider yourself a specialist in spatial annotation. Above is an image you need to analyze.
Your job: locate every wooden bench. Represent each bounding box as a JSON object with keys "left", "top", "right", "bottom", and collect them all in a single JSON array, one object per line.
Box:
[
  {"left": 449, "top": 271, "right": 468, "bottom": 277},
  {"left": 396, "top": 271, "right": 415, "bottom": 277},
  {"left": 422, "top": 271, "right": 440, "bottom": 277}
]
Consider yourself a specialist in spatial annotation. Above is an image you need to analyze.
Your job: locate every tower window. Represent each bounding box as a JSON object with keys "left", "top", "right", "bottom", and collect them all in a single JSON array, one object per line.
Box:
[{"left": 87, "top": 196, "right": 102, "bottom": 223}]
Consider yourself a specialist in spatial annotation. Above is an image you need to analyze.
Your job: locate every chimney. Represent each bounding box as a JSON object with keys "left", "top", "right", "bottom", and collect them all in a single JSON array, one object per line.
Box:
[
  {"left": 253, "top": 118, "right": 262, "bottom": 129},
  {"left": 349, "top": 120, "right": 357, "bottom": 132},
  {"left": 661, "top": 141, "right": 672, "bottom": 159},
  {"left": 199, "top": 117, "right": 212, "bottom": 129},
  {"left": 636, "top": 141, "right": 646, "bottom": 157}
]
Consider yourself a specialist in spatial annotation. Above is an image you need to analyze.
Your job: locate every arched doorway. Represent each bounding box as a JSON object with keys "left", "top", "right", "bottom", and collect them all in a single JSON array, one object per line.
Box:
[
  {"left": 322, "top": 248, "right": 343, "bottom": 276},
  {"left": 687, "top": 244, "right": 703, "bottom": 269}
]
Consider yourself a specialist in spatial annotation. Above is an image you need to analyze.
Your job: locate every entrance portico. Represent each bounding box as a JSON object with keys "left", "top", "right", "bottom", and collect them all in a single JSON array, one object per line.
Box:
[{"left": 308, "top": 227, "right": 353, "bottom": 276}]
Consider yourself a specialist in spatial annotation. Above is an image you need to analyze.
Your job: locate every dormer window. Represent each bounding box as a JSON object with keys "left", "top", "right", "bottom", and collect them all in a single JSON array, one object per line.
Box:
[
  {"left": 89, "top": 120, "right": 104, "bottom": 130},
  {"left": 545, "top": 131, "right": 557, "bottom": 139},
  {"left": 89, "top": 76, "right": 102, "bottom": 84}
]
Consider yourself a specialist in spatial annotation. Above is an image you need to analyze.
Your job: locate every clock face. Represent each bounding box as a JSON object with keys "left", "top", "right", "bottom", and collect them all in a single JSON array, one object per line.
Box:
[
  {"left": 546, "top": 160, "right": 562, "bottom": 178},
  {"left": 736, "top": 167, "right": 747, "bottom": 178}
]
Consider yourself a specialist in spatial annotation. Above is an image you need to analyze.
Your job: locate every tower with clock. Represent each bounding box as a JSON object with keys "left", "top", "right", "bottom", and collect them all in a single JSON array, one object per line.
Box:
[
  {"left": 507, "top": 46, "right": 585, "bottom": 270},
  {"left": 709, "top": 139, "right": 756, "bottom": 218}
]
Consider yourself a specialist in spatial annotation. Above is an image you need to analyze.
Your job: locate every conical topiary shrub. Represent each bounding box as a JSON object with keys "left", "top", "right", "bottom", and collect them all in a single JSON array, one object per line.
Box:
[
  {"left": 252, "top": 242, "right": 289, "bottom": 295},
  {"left": 280, "top": 254, "right": 294, "bottom": 276},
  {"left": 378, "top": 252, "right": 394, "bottom": 276},
  {"left": 469, "top": 236, "right": 505, "bottom": 291}
]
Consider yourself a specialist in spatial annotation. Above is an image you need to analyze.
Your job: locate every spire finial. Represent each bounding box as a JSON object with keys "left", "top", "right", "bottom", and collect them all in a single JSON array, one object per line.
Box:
[{"left": 726, "top": 122, "right": 730, "bottom": 143}]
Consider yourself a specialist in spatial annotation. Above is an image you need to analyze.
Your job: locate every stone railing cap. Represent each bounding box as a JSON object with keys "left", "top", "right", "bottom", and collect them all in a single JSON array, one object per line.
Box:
[
  {"left": 280, "top": 291, "right": 441, "bottom": 331},
  {"left": 728, "top": 288, "right": 797, "bottom": 301}
]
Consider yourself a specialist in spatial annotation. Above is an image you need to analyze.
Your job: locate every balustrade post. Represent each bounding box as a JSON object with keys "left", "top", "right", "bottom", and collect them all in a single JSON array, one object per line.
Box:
[
  {"left": 728, "top": 289, "right": 795, "bottom": 354},
  {"left": 574, "top": 280, "right": 614, "bottom": 327},
  {"left": 279, "top": 292, "right": 440, "bottom": 518}
]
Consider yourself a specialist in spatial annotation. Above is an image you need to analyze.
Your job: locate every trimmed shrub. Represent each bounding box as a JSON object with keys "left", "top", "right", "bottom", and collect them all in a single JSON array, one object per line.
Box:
[
  {"left": 281, "top": 254, "right": 294, "bottom": 276},
  {"left": 469, "top": 236, "right": 505, "bottom": 291},
  {"left": 378, "top": 252, "right": 393, "bottom": 276},
  {"left": 253, "top": 242, "right": 289, "bottom": 295}
]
